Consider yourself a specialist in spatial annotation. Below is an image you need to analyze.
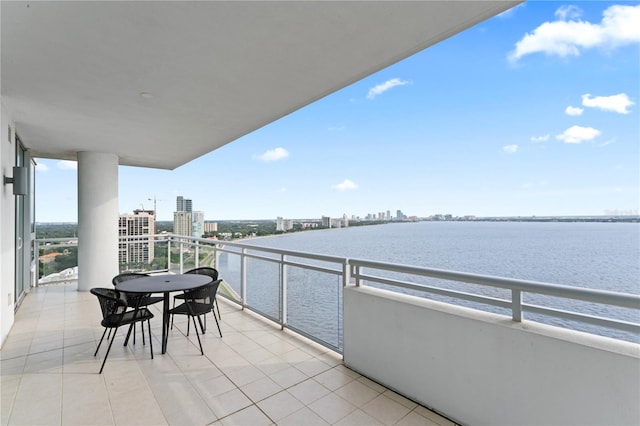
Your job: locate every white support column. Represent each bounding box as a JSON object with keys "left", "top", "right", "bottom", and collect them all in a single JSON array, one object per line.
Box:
[{"left": 77, "top": 152, "right": 119, "bottom": 291}]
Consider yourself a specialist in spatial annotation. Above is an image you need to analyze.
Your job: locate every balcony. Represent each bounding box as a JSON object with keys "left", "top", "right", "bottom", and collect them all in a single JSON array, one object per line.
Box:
[
  {"left": 1, "top": 281, "right": 454, "bottom": 426},
  {"left": 8, "top": 234, "right": 638, "bottom": 425}
]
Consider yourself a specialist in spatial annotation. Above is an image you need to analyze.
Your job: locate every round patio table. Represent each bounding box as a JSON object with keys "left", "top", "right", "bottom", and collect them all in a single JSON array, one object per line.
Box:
[{"left": 116, "top": 274, "right": 212, "bottom": 354}]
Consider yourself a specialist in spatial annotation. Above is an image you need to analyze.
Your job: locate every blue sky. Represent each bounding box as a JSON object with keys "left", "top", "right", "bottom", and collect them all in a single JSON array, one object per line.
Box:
[{"left": 35, "top": 1, "right": 639, "bottom": 222}]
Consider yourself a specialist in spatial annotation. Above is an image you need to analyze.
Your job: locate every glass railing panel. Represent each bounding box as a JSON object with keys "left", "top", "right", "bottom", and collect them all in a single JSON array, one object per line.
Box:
[
  {"left": 38, "top": 240, "right": 78, "bottom": 284},
  {"left": 286, "top": 266, "right": 343, "bottom": 351},
  {"left": 216, "top": 249, "right": 242, "bottom": 301},
  {"left": 245, "top": 257, "right": 281, "bottom": 322},
  {"left": 149, "top": 239, "right": 169, "bottom": 272},
  {"left": 196, "top": 244, "right": 216, "bottom": 269}
]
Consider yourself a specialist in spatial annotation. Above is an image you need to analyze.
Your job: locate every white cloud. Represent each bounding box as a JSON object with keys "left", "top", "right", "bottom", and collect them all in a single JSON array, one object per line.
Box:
[
  {"left": 255, "top": 147, "right": 289, "bottom": 162},
  {"left": 367, "top": 78, "right": 409, "bottom": 100},
  {"left": 57, "top": 160, "right": 77, "bottom": 170},
  {"left": 598, "top": 138, "right": 616, "bottom": 147},
  {"left": 277, "top": 187, "right": 287, "bottom": 193},
  {"left": 35, "top": 162, "right": 49, "bottom": 172},
  {"left": 565, "top": 106, "right": 584, "bottom": 116},
  {"left": 503, "top": 144, "right": 518, "bottom": 153},
  {"left": 328, "top": 125, "right": 346, "bottom": 132},
  {"left": 556, "top": 125, "right": 601, "bottom": 144},
  {"left": 555, "top": 5, "right": 583, "bottom": 21},
  {"left": 333, "top": 179, "right": 358, "bottom": 191},
  {"left": 530, "top": 134, "right": 550, "bottom": 142},
  {"left": 581, "top": 93, "right": 634, "bottom": 114},
  {"left": 509, "top": 4, "right": 640, "bottom": 62}
]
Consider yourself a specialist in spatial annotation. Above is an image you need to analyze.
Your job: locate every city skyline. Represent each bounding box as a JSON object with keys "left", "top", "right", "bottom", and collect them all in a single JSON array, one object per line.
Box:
[{"left": 34, "top": 2, "right": 639, "bottom": 222}]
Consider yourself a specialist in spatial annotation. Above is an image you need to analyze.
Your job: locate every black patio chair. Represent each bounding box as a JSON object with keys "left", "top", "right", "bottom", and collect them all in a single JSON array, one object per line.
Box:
[
  {"left": 112, "top": 272, "right": 163, "bottom": 344},
  {"left": 171, "top": 267, "right": 220, "bottom": 332},
  {"left": 90, "top": 287, "right": 154, "bottom": 374},
  {"left": 168, "top": 279, "right": 222, "bottom": 355}
]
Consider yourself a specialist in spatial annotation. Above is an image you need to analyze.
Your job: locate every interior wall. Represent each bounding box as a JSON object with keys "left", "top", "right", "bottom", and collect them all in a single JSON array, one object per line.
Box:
[
  {"left": 344, "top": 285, "right": 640, "bottom": 426},
  {"left": 0, "top": 97, "right": 16, "bottom": 346}
]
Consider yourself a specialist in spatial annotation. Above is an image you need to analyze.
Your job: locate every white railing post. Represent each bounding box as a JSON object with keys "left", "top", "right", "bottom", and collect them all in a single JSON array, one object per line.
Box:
[
  {"left": 512, "top": 289, "right": 523, "bottom": 322},
  {"left": 281, "top": 254, "right": 287, "bottom": 330},
  {"left": 240, "top": 247, "right": 247, "bottom": 308},
  {"left": 179, "top": 240, "right": 184, "bottom": 274},
  {"left": 167, "top": 238, "right": 172, "bottom": 272},
  {"left": 195, "top": 242, "right": 199, "bottom": 268},
  {"left": 343, "top": 260, "right": 351, "bottom": 287},
  {"left": 354, "top": 264, "right": 361, "bottom": 286}
]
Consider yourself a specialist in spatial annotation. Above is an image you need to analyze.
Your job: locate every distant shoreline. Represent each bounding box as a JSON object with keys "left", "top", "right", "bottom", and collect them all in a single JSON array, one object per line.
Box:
[{"left": 36, "top": 215, "right": 640, "bottom": 226}]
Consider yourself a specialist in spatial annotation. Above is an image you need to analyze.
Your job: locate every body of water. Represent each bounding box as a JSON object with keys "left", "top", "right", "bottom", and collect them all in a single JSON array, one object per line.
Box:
[{"left": 226, "top": 221, "right": 639, "bottom": 344}]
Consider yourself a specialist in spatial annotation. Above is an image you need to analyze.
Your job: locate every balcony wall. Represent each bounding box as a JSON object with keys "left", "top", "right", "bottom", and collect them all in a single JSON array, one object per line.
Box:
[
  {"left": 343, "top": 285, "right": 640, "bottom": 425},
  {"left": 1, "top": 101, "right": 17, "bottom": 346}
]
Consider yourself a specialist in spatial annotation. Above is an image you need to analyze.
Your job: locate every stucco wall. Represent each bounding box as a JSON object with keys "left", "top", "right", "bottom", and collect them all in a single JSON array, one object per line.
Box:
[
  {"left": 0, "top": 99, "right": 16, "bottom": 346},
  {"left": 344, "top": 285, "right": 640, "bottom": 426}
]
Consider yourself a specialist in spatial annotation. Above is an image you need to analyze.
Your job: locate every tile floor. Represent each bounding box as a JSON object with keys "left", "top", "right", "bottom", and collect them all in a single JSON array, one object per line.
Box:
[{"left": 1, "top": 283, "right": 456, "bottom": 426}]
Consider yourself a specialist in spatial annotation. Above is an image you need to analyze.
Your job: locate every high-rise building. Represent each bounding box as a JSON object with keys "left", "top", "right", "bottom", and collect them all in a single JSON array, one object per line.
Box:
[
  {"left": 176, "top": 195, "right": 192, "bottom": 212},
  {"left": 118, "top": 210, "right": 155, "bottom": 266},
  {"left": 397, "top": 210, "right": 405, "bottom": 221},
  {"left": 192, "top": 211, "right": 205, "bottom": 238},
  {"left": 173, "top": 211, "right": 192, "bottom": 237},
  {"left": 204, "top": 221, "right": 218, "bottom": 233},
  {"left": 276, "top": 217, "right": 294, "bottom": 232}
]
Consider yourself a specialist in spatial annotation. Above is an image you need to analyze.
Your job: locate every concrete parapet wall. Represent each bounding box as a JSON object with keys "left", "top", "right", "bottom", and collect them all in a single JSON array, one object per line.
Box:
[{"left": 343, "top": 285, "right": 640, "bottom": 426}]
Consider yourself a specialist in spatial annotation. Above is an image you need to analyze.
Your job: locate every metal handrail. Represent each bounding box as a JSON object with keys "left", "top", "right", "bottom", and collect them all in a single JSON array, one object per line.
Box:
[{"left": 35, "top": 234, "right": 640, "bottom": 348}]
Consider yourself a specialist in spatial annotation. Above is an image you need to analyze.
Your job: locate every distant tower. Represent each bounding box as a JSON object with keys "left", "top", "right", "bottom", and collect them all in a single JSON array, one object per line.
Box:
[
  {"left": 176, "top": 196, "right": 192, "bottom": 212},
  {"left": 192, "top": 211, "right": 205, "bottom": 238},
  {"left": 118, "top": 210, "right": 155, "bottom": 266},
  {"left": 173, "top": 211, "right": 192, "bottom": 237}
]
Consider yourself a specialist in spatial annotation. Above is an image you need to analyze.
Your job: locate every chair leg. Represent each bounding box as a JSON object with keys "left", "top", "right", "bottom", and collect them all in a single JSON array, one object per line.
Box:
[
  {"left": 215, "top": 298, "right": 221, "bottom": 320},
  {"left": 191, "top": 315, "right": 203, "bottom": 355},
  {"left": 141, "top": 320, "right": 146, "bottom": 345},
  {"left": 170, "top": 295, "right": 180, "bottom": 330},
  {"left": 147, "top": 319, "right": 154, "bottom": 359},
  {"left": 95, "top": 327, "right": 108, "bottom": 356},
  {"left": 213, "top": 310, "right": 222, "bottom": 338},
  {"left": 170, "top": 299, "right": 175, "bottom": 330},
  {"left": 99, "top": 326, "right": 119, "bottom": 374},
  {"left": 124, "top": 323, "right": 134, "bottom": 346},
  {"left": 198, "top": 314, "right": 206, "bottom": 334}
]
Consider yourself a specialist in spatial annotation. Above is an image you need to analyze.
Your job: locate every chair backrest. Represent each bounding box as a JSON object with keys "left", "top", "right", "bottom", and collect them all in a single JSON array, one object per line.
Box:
[
  {"left": 185, "top": 267, "right": 218, "bottom": 280},
  {"left": 112, "top": 272, "right": 149, "bottom": 286},
  {"left": 91, "top": 287, "right": 128, "bottom": 322},
  {"left": 183, "top": 279, "right": 222, "bottom": 311}
]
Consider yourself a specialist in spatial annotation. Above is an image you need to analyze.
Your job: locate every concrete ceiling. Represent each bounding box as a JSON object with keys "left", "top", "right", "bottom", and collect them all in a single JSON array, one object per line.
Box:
[{"left": 2, "top": 1, "right": 520, "bottom": 170}]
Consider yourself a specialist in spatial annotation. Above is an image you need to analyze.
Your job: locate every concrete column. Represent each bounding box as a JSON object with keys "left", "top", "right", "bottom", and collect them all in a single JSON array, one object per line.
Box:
[{"left": 77, "top": 152, "right": 119, "bottom": 291}]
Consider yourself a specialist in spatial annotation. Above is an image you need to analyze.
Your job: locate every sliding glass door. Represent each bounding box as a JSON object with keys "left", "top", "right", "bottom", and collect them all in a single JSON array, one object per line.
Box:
[{"left": 14, "top": 136, "right": 34, "bottom": 306}]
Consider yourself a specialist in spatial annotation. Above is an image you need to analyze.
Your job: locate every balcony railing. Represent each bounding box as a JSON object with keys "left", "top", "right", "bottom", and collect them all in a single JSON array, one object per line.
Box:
[{"left": 36, "top": 233, "right": 640, "bottom": 350}]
